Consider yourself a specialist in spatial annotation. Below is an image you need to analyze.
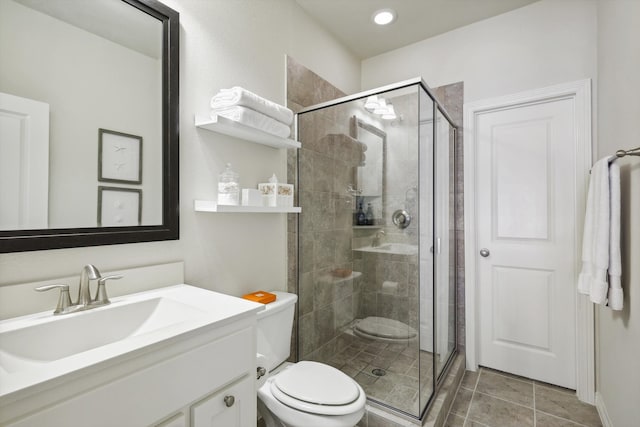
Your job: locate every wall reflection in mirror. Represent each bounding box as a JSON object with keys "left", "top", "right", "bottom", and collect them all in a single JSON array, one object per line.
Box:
[{"left": 0, "top": 0, "right": 163, "bottom": 231}]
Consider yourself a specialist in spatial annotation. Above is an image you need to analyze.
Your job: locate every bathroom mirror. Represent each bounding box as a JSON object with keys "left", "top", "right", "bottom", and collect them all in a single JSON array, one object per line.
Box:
[
  {"left": 0, "top": 0, "right": 179, "bottom": 252},
  {"left": 351, "top": 116, "right": 386, "bottom": 197}
]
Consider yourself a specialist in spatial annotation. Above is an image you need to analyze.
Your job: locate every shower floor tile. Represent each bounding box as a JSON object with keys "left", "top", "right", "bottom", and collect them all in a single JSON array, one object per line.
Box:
[{"left": 325, "top": 333, "right": 434, "bottom": 418}]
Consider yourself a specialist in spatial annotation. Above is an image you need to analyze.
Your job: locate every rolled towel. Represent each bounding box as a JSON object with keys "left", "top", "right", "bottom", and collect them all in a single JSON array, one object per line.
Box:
[
  {"left": 212, "top": 105, "right": 291, "bottom": 139},
  {"left": 211, "top": 87, "right": 294, "bottom": 125}
]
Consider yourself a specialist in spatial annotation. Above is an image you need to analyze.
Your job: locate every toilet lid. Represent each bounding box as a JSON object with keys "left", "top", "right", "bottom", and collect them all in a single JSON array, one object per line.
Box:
[
  {"left": 273, "top": 361, "right": 359, "bottom": 406},
  {"left": 355, "top": 316, "right": 417, "bottom": 339}
]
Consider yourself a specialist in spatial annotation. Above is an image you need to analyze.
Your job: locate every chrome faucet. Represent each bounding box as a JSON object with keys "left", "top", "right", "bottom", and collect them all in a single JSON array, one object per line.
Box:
[
  {"left": 77, "top": 264, "right": 101, "bottom": 307},
  {"left": 35, "top": 264, "right": 123, "bottom": 315},
  {"left": 372, "top": 230, "right": 386, "bottom": 247}
]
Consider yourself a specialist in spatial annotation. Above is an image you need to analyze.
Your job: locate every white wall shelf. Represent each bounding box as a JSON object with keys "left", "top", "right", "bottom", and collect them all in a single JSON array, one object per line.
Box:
[
  {"left": 194, "top": 200, "right": 301, "bottom": 214},
  {"left": 195, "top": 115, "right": 300, "bottom": 149}
]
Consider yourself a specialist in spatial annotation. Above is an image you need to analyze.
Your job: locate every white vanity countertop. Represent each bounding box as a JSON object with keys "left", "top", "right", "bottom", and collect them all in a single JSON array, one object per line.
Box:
[{"left": 0, "top": 284, "right": 264, "bottom": 402}]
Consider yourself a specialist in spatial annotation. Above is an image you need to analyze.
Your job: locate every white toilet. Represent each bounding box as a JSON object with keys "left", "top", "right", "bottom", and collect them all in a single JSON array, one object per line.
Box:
[
  {"left": 353, "top": 316, "right": 418, "bottom": 345},
  {"left": 256, "top": 291, "right": 366, "bottom": 427}
]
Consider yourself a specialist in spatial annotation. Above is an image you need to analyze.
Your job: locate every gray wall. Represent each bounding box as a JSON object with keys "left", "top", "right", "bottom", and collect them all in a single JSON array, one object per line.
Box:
[{"left": 595, "top": 1, "right": 640, "bottom": 424}]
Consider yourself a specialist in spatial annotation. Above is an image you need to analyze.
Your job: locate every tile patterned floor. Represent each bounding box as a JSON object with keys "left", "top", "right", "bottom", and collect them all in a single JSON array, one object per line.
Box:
[
  {"left": 445, "top": 367, "right": 602, "bottom": 427},
  {"left": 315, "top": 332, "right": 438, "bottom": 416}
]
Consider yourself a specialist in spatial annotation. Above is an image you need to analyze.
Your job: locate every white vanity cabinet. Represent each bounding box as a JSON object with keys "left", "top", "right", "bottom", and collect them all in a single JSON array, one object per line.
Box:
[
  {"left": 155, "top": 374, "right": 254, "bottom": 427},
  {"left": 0, "top": 286, "right": 262, "bottom": 427},
  {"left": 190, "top": 375, "right": 254, "bottom": 426},
  {"left": 152, "top": 331, "right": 256, "bottom": 427}
]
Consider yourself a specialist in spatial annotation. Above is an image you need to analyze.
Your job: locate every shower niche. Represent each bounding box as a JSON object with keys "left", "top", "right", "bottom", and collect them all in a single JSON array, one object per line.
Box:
[{"left": 295, "top": 78, "right": 457, "bottom": 420}]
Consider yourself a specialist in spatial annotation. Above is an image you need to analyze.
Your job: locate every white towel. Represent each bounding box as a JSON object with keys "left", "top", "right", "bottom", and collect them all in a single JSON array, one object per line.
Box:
[
  {"left": 210, "top": 87, "right": 294, "bottom": 126},
  {"left": 577, "top": 156, "right": 623, "bottom": 310},
  {"left": 212, "top": 105, "right": 291, "bottom": 139},
  {"left": 607, "top": 160, "right": 623, "bottom": 310},
  {"left": 577, "top": 157, "right": 609, "bottom": 302}
]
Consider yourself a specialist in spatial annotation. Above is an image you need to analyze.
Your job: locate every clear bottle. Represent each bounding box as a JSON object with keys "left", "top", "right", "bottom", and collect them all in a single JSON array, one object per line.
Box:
[
  {"left": 365, "top": 203, "right": 374, "bottom": 225},
  {"left": 356, "top": 203, "right": 366, "bottom": 225},
  {"left": 217, "top": 163, "right": 239, "bottom": 205}
]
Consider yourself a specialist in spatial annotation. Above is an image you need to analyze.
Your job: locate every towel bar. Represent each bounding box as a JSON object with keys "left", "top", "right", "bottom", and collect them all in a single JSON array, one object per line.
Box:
[{"left": 615, "top": 146, "right": 640, "bottom": 158}]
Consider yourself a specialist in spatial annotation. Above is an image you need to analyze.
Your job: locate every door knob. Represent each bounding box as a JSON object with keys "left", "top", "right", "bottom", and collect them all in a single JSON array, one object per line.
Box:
[{"left": 480, "top": 248, "right": 490, "bottom": 257}]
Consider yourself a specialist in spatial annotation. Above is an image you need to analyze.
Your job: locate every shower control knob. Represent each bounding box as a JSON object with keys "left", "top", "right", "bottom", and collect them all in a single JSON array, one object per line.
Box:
[
  {"left": 480, "top": 248, "right": 490, "bottom": 257},
  {"left": 224, "top": 395, "right": 235, "bottom": 407},
  {"left": 392, "top": 209, "right": 412, "bottom": 229}
]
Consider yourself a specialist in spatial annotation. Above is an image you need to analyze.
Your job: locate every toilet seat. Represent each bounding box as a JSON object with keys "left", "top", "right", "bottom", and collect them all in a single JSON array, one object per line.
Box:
[
  {"left": 354, "top": 316, "right": 417, "bottom": 340},
  {"left": 270, "top": 361, "right": 364, "bottom": 416}
]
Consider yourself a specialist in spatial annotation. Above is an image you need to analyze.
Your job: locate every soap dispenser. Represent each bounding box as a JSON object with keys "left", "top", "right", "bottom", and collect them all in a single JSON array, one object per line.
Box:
[
  {"left": 365, "top": 203, "right": 374, "bottom": 225},
  {"left": 217, "top": 163, "right": 239, "bottom": 205}
]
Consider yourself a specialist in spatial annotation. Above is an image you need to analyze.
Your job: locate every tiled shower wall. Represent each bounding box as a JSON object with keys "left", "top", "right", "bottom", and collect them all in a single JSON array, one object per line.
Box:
[
  {"left": 286, "top": 56, "right": 465, "bottom": 362},
  {"left": 296, "top": 105, "right": 366, "bottom": 362},
  {"left": 286, "top": 57, "right": 348, "bottom": 361}
]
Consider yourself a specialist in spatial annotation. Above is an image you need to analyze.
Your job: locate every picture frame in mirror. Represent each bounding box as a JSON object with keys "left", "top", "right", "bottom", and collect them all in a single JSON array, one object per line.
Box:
[{"left": 98, "top": 128, "right": 143, "bottom": 184}]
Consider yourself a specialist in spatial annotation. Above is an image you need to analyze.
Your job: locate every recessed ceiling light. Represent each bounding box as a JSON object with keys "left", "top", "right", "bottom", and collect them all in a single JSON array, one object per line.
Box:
[{"left": 372, "top": 9, "right": 396, "bottom": 26}]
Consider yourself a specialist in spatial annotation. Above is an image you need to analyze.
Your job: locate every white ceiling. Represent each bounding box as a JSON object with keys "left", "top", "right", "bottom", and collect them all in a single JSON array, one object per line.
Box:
[{"left": 295, "top": 0, "right": 540, "bottom": 59}]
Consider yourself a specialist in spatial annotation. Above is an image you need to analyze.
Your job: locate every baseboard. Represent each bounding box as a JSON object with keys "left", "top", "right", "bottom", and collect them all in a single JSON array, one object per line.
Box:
[{"left": 595, "top": 392, "right": 613, "bottom": 427}]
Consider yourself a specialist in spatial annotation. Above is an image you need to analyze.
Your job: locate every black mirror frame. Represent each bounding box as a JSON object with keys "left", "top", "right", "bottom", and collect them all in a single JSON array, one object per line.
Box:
[{"left": 0, "top": 0, "right": 179, "bottom": 253}]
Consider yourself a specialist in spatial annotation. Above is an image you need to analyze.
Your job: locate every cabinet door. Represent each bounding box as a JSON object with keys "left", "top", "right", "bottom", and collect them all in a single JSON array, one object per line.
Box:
[
  {"left": 156, "top": 412, "right": 186, "bottom": 427},
  {"left": 191, "top": 376, "right": 254, "bottom": 427}
]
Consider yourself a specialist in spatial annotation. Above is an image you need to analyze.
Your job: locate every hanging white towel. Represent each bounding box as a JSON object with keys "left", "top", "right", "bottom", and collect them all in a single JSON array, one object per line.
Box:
[
  {"left": 577, "top": 156, "right": 623, "bottom": 310},
  {"left": 210, "top": 87, "right": 294, "bottom": 125},
  {"left": 211, "top": 105, "right": 291, "bottom": 138},
  {"left": 607, "top": 160, "right": 623, "bottom": 310}
]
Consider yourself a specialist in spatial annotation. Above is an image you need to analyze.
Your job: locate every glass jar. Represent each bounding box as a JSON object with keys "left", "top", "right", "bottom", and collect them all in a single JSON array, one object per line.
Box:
[{"left": 217, "top": 163, "right": 239, "bottom": 205}]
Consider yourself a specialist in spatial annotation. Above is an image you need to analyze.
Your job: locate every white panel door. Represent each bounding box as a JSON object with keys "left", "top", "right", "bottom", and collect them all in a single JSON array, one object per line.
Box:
[
  {"left": 0, "top": 92, "right": 49, "bottom": 230},
  {"left": 476, "top": 97, "right": 577, "bottom": 388}
]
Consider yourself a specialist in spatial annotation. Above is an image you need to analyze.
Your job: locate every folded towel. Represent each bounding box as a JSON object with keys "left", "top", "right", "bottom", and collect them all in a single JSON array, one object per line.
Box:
[
  {"left": 212, "top": 105, "right": 291, "bottom": 139},
  {"left": 210, "top": 87, "right": 294, "bottom": 125},
  {"left": 607, "top": 160, "right": 623, "bottom": 310},
  {"left": 577, "top": 156, "right": 623, "bottom": 310}
]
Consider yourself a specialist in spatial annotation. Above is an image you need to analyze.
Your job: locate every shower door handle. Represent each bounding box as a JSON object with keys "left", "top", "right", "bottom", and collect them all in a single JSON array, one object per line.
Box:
[{"left": 479, "top": 248, "right": 490, "bottom": 257}]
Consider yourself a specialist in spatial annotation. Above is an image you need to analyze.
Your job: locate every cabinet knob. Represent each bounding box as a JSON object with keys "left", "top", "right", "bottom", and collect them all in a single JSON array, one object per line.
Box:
[
  {"left": 257, "top": 366, "right": 267, "bottom": 380},
  {"left": 223, "top": 395, "right": 235, "bottom": 407}
]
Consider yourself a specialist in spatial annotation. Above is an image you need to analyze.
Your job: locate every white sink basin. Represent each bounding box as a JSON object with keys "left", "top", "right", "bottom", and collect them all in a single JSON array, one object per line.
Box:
[
  {"left": 0, "top": 297, "right": 204, "bottom": 374},
  {"left": 0, "top": 284, "right": 263, "bottom": 399},
  {"left": 354, "top": 243, "right": 418, "bottom": 255}
]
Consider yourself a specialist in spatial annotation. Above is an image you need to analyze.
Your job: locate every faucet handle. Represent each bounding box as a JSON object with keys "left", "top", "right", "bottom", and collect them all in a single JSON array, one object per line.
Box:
[
  {"left": 93, "top": 275, "right": 123, "bottom": 305},
  {"left": 35, "top": 284, "right": 72, "bottom": 315}
]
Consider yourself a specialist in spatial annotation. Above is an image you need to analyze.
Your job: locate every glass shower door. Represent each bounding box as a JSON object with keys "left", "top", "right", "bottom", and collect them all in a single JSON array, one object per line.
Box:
[
  {"left": 418, "top": 87, "right": 435, "bottom": 413},
  {"left": 434, "top": 108, "right": 456, "bottom": 379},
  {"left": 295, "top": 79, "right": 457, "bottom": 421}
]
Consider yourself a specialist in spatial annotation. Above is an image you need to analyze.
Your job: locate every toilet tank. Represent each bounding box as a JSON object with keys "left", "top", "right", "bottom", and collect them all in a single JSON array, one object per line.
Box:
[{"left": 256, "top": 291, "right": 297, "bottom": 372}]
